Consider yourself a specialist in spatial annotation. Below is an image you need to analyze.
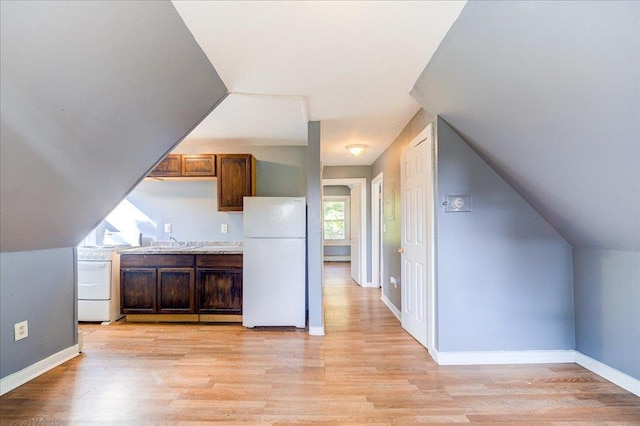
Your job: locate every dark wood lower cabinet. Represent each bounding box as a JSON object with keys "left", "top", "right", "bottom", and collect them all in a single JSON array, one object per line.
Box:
[
  {"left": 158, "top": 268, "right": 195, "bottom": 313},
  {"left": 120, "top": 253, "right": 242, "bottom": 317},
  {"left": 196, "top": 268, "right": 242, "bottom": 314},
  {"left": 121, "top": 268, "right": 157, "bottom": 313}
]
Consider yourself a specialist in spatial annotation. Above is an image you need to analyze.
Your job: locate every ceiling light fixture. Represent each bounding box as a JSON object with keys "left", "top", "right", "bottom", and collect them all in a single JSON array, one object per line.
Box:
[{"left": 346, "top": 144, "right": 367, "bottom": 156}]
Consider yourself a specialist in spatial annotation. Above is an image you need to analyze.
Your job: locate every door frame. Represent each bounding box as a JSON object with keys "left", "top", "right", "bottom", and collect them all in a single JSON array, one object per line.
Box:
[
  {"left": 322, "top": 178, "right": 369, "bottom": 287},
  {"left": 400, "top": 123, "right": 437, "bottom": 354},
  {"left": 371, "top": 172, "right": 383, "bottom": 289}
]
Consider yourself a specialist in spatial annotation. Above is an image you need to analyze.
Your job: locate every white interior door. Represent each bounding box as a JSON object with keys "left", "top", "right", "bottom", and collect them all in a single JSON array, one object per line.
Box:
[
  {"left": 350, "top": 184, "right": 362, "bottom": 285},
  {"left": 372, "top": 173, "right": 383, "bottom": 289},
  {"left": 400, "top": 125, "right": 433, "bottom": 349}
]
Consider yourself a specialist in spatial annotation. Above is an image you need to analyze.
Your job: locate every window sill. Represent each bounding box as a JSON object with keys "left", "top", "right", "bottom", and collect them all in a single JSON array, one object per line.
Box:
[{"left": 323, "top": 240, "right": 350, "bottom": 246}]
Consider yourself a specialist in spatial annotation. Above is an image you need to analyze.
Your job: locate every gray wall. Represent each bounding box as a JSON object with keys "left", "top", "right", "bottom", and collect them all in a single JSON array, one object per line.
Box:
[
  {"left": 0, "top": 1, "right": 227, "bottom": 253},
  {"left": 324, "top": 246, "right": 350, "bottom": 257},
  {"left": 115, "top": 146, "right": 307, "bottom": 243},
  {"left": 372, "top": 109, "right": 432, "bottom": 309},
  {"left": 307, "top": 122, "right": 323, "bottom": 332},
  {"left": 574, "top": 248, "right": 640, "bottom": 380},
  {"left": 436, "top": 118, "right": 575, "bottom": 351},
  {"left": 323, "top": 186, "right": 350, "bottom": 196},
  {"left": 410, "top": 0, "right": 638, "bottom": 377},
  {"left": 0, "top": 1, "right": 226, "bottom": 381},
  {"left": 412, "top": 1, "right": 640, "bottom": 252},
  {"left": 1, "top": 248, "right": 76, "bottom": 378},
  {"left": 322, "top": 167, "right": 372, "bottom": 282},
  {"left": 128, "top": 180, "right": 241, "bottom": 242}
]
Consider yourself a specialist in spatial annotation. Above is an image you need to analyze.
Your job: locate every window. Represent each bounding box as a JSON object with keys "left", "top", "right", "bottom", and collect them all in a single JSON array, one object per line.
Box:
[{"left": 323, "top": 196, "right": 350, "bottom": 245}]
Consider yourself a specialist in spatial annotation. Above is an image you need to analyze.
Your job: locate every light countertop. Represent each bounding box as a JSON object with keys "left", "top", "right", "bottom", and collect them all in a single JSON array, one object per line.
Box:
[{"left": 119, "top": 241, "right": 242, "bottom": 255}]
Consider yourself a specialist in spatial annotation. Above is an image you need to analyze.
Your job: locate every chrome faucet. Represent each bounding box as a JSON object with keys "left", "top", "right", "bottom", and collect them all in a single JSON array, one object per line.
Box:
[{"left": 169, "top": 236, "right": 180, "bottom": 246}]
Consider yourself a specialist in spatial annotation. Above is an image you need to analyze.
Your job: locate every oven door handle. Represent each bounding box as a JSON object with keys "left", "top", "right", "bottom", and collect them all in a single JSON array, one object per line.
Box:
[{"left": 78, "top": 262, "right": 110, "bottom": 269}]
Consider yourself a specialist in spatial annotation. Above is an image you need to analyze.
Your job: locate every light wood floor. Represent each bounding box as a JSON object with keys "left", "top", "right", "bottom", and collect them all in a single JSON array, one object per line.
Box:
[{"left": 1, "top": 262, "right": 638, "bottom": 424}]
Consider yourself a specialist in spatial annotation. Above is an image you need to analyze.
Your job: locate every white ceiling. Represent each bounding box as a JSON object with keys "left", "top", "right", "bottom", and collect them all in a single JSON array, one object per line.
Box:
[{"left": 172, "top": 1, "right": 466, "bottom": 166}]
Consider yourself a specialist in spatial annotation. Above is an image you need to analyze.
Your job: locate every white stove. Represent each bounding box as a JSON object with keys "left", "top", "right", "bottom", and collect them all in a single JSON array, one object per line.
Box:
[
  {"left": 78, "top": 246, "right": 114, "bottom": 260},
  {"left": 77, "top": 246, "right": 126, "bottom": 324}
]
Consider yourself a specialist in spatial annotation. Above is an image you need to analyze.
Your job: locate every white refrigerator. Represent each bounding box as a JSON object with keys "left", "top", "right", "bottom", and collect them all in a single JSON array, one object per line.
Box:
[{"left": 243, "top": 197, "right": 306, "bottom": 328}]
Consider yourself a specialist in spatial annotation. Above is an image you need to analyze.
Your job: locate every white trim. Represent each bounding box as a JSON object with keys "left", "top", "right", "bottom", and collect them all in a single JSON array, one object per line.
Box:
[
  {"left": 400, "top": 123, "right": 436, "bottom": 353},
  {"left": 435, "top": 350, "right": 576, "bottom": 366},
  {"left": 429, "top": 349, "right": 640, "bottom": 396},
  {"left": 408, "top": 123, "right": 434, "bottom": 149},
  {"left": 324, "top": 255, "right": 351, "bottom": 262},
  {"left": 308, "top": 326, "right": 325, "bottom": 336},
  {"left": 0, "top": 344, "right": 80, "bottom": 396},
  {"left": 428, "top": 346, "right": 440, "bottom": 363},
  {"left": 360, "top": 281, "right": 375, "bottom": 288},
  {"left": 575, "top": 352, "right": 640, "bottom": 397},
  {"left": 371, "top": 172, "right": 383, "bottom": 290},
  {"left": 322, "top": 178, "right": 367, "bottom": 287},
  {"left": 381, "top": 294, "right": 401, "bottom": 321},
  {"left": 426, "top": 122, "right": 437, "bottom": 355}
]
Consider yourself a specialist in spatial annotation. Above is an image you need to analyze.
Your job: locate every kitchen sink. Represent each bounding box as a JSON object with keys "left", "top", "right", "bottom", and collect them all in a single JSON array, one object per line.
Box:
[{"left": 145, "top": 245, "right": 196, "bottom": 251}]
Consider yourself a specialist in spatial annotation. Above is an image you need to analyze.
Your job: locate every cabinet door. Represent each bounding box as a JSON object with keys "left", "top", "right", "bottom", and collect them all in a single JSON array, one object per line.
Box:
[
  {"left": 158, "top": 268, "right": 195, "bottom": 313},
  {"left": 182, "top": 154, "right": 216, "bottom": 177},
  {"left": 216, "top": 154, "right": 256, "bottom": 211},
  {"left": 121, "top": 268, "right": 157, "bottom": 313},
  {"left": 148, "top": 154, "right": 181, "bottom": 177},
  {"left": 196, "top": 268, "right": 242, "bottom": 314}
]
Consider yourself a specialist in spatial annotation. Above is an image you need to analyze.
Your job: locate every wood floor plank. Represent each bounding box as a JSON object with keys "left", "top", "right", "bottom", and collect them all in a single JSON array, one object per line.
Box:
[{"left": 1, "top": 262, "right": 638, "bottom": 424}]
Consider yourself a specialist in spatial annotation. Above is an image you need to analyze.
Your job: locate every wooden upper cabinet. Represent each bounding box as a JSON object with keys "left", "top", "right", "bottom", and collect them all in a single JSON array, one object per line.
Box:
[
  {"left": 182, "top": 154, "right": 216, "bottom": 177},
  {"left": 148, "top": 154, "right": 181, "bottom": 177},
  {"left": 217, "top": 154, "right": 256, "bottom": 211},
  {"left": 148, "top": 154, "right": 216, "bottom": 178}
]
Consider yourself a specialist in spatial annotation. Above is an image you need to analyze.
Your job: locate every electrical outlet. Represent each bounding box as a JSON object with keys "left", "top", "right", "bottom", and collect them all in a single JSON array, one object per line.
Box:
[
  {"left": 14, "top": 320, "right": 28, "bottom": 341},
  {"left": 390, "top": 277, "right": 398, "bottom": 288},
  {"left": 221, "top": 224, "right": 228, "bottom": 234},
  {"left": 164, "top": 224, "right": 172, "bottom": 233}
]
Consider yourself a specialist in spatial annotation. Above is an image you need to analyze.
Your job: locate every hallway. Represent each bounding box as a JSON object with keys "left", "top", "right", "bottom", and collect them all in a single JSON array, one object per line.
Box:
[{"left": 1, "top": 263, "right": 638, "bottom": 423}]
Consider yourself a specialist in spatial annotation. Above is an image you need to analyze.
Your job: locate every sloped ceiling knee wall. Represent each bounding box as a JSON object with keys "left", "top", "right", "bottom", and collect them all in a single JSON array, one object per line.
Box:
[
  {"left": 0, "top": 1, "right": 227, "bottom": 253},
  {"left": 411, "top": 1, "right": 639, "bottom": 251}
]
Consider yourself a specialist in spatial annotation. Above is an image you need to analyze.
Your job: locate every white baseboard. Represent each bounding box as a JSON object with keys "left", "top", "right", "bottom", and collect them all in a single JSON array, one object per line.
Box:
[
  {"left": 381, "top": 294, "right": 401, "bottom": 321},
  {"left": 323, "top": 256, "right": 350, "bottom": 262},
  {"left": 0, "top": 344, "right": 80, "bottom": 396},
  {"left": 308, "top": 325, "right": 325, "bottom": 336},
  {"left": 435, "top": 349, "right": 576, "bottom": 366},
  {"left": 431, "top": 349, "right": 639, "bottom": 397},
  {"left": 575, "top": 352, "right": 640, "bottom": 397}
]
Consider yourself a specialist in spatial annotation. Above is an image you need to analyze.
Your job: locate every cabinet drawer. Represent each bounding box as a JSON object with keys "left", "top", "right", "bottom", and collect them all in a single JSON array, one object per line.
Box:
[
  {"left": 121, "top": 254, "right": 195, "bottom": 268},
  {"left": 196, "top": 254, "right": 243, "bottom": 268}
]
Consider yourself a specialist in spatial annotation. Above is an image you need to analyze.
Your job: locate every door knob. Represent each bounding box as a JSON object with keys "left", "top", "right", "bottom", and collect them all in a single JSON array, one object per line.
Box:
[{"left": 397, "top": 247, "right": 405, "bottom": 254}]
